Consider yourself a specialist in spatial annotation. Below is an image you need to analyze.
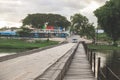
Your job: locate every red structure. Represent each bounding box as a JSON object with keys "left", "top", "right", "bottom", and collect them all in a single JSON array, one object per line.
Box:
[{"left": 46, "top": 26, "right": 54, "bottom": 30}]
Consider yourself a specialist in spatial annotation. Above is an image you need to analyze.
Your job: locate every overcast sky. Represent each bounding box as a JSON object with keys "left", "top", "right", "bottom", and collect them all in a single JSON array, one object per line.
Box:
[{"left": 0, "top": 0, "right": 108, "bottom": 28}]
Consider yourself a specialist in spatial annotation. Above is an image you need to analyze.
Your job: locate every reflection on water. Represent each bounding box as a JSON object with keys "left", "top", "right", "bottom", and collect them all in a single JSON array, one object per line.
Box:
[
  {"left": 0, "top": 49, "right": 28, "bottom": 57},
  {"left": 95, "top": 50, "right": 120, "bottom": 80},
  {"left": 96, "top": 52, "right": 110, "bottom": 67},
  {"left": 0, "top": 53, "right": 16, "bottom": 57}
]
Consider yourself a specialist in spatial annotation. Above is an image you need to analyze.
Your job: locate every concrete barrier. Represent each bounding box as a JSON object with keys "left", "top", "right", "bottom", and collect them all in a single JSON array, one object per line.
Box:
[
  {"left": 0, "top": 42, "right": 67, "bottom": 62},
  {"left": 35, "top": 42, "right": 79, "bottom": 80}
]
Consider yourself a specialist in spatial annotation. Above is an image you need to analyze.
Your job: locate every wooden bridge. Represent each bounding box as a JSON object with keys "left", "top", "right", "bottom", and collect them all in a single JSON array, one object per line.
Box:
[{"left": 63, "top": 43, "right": 96, "bottom": 80}]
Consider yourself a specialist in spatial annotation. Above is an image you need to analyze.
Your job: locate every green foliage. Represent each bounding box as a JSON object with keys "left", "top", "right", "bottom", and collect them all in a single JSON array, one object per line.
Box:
[
  {"left": 81, "top": 23, "right": 96, "bottom": 43},
  {"left": 17, "top": 27, "right": 32, "bottom": 37},
  {"left": 94, "top": 0, "right": 120, "bottom": 46},
  {"left": 97, "top": 33, "right": 111, "bottom": 42},
  {"left": 70, "top": 13, "right": 96, "bottom": 43},
  {"left": 70, "top": 13, "right": 89, "bottom": 34},
  {"left": 22, "top": 13, "right": 70, "bottom": 29},
  {"left": 87, "top": 44, "right": 120, "bottom": 50}
]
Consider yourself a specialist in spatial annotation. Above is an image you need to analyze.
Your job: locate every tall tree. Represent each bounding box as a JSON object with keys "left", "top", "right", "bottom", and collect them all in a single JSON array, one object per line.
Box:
[
  {"left": 17, "top": 27, "right": 32, "bottom": 37},
  {"left": 22, "top": 13, "right": 70, "bottom": 29},
  {"left": 70, "top": 13, "right": 96, "bottom": 43},
  {"left": 94, "top": 0, "right": 120, "bottom": 46},
  {"left": 70, "top": 13, "right": 89, "bottom": 34},
  {"left": 84, "top": 23, "right": 96, "bottom": 43}
]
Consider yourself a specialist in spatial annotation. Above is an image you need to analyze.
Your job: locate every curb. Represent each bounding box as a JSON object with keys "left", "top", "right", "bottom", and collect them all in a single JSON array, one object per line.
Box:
[{"left": 35, "top": 42, "right": 79, "bottom": 80}]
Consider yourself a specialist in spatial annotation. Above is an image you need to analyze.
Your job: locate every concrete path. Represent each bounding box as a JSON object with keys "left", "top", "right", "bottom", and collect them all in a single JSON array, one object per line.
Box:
[
  {"left": 63, "top": 44, "right": 96, "bottom": 80},
  {"left": 0, "top": 43, "right": 75, "bottom": 80}
]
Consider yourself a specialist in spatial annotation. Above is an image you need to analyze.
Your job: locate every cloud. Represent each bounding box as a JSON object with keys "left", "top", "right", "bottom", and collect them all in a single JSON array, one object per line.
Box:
[
  {"left": 80, "top": 1, "right": 100, "bottom": 26},
  {"left": 0, "top": 0, "right": 108, "bottom": 28},
  {"left": 0, "top": 21, "right": 22, "bottom": 27},
  {"left": 94, "top": 0, "right": 108, "bottom": 3}
]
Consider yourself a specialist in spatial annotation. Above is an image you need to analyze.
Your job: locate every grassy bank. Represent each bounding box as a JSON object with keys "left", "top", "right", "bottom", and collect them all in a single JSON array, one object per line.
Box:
[
  {"left": 0, "top": 39, "right": 59, "bottom": 53},
  {"left": 87, "top": 33, "right": 120, "bottom": 50},
  {"left": 87, "top": 44, "right": 120, "bottom": 50}
]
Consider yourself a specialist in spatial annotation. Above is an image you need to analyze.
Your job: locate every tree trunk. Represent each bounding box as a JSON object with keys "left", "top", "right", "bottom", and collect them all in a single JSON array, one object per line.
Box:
[
  {"left": 92, "top": 37, "right": 96, "bottom": 44},
  {"left": 113, "top": 40, "right": 118, "bottom": 47}
]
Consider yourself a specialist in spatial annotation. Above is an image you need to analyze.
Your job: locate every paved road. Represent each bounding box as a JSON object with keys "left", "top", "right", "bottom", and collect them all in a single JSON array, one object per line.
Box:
[
  {"left": 67, "top": 35, "right": 92, "bottom": 43},
  {"left": 0, "top": 43, "right": 75, "bottom": 80}
]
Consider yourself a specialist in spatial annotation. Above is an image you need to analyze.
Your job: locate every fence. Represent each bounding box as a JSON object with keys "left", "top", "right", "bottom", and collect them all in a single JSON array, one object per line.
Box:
[{"left": 82, "top": 42, "right": 120, "bottom": 80}]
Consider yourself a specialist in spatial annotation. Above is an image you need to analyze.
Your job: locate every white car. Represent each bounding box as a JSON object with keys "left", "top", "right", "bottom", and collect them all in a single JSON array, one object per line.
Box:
[{"left": 72, "top": 39, "right": 78, "bottom": 43}]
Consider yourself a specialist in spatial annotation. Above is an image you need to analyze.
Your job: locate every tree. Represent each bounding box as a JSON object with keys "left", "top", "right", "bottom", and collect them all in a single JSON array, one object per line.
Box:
[
  {"left": 70, "top": 13, "right": 89, "bottom": 34},
  {"left": 17, "top": 27, "right": 32, "bottom": 37},
  {"left": 81, "top": 23, "right": 96, "bottom": 43},
  {"left": 22, "top": 13, "right": 70, "bottom": 29},
  {"left": 70, "top": 13, "right": 96, "bottom": 43},
  {"left": 94, "top": 0, "right": 120, "bottom": 46}
]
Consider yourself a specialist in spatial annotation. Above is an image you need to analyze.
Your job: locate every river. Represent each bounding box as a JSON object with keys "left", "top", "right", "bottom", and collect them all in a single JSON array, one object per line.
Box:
[
  {"left": 0, "top": 53, "right": 16, "bottom": 57},
  {"left": 95, "top": 50, "right": 120, "bottom": 80}
]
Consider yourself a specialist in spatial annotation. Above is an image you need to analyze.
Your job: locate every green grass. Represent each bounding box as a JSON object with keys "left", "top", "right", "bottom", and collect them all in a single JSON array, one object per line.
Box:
[
  {"left": 0, "top": 38, "right": 59, "bottom": 53},
  {"left": 86, "top": 33, "right": 120, "bottom": 51},
  {"left": 96, "top": 33, "right": 112, "bottom": 42},
  {"left": 87, "top": 44, "right": 120, "bottom": 50}
]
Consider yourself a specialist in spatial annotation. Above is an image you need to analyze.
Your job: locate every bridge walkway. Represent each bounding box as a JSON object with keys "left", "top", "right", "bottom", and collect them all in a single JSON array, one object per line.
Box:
[{"left": 63, "top": 43, "right": 96, "bottom": 80}]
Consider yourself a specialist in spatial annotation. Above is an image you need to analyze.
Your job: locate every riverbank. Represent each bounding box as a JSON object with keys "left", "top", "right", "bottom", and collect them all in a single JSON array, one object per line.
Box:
[
  {"left": 87, "top": 43, "right": 120, "bottom": 50},
  {"left": 87, "top": 43, "right": 120, "bottom": 80},
  {"left": 0, "top": 38, "right": 59, "bottom": 53}
]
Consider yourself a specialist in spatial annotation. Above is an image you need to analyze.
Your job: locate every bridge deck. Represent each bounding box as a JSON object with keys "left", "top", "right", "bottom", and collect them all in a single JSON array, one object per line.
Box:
[
  {"left": 63, "top": 44, "right": 96, "bottom": 80},
  {"left": 0, "top": 43, "right": 75, "bottom": 80}
]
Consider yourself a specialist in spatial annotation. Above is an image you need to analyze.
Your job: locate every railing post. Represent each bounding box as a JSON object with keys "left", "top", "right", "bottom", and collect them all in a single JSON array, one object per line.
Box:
[
  {"left": 83, "top": 41, "right": 88, "bottom": 54},
  {"left": 93, "top": 53, "right": 96, "bottom": 76},
  {"left": 106, "top": 64, "right": 109, "bottom": 80},
  {"left": 87, "top": 49, "right": 89, "bottom": 61},
  {"left": 97, "top": 57, "right": 101, "bottom": 80},
  {"left": 86, "top": 48, "right": 88, "bottom": 57},
  {"left": 106, "top": 66, "right": 109, "bottom": 80},
  {"left": 90, "top": 50, "right": 92, "bottom": 69}
]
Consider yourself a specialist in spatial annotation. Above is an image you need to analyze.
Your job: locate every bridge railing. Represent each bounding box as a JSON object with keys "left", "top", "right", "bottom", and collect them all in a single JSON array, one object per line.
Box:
[
  {"left": 82, "top": 42, "right": 120, "bottom": 80},
  {"left": 97, "top": 57, "right": 120, "bottom": 80}
]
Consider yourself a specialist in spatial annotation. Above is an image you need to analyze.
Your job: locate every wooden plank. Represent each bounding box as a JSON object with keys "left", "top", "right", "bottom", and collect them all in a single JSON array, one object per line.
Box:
[{"left": 63, "top": 44, "right": 96, "bottom": 80}]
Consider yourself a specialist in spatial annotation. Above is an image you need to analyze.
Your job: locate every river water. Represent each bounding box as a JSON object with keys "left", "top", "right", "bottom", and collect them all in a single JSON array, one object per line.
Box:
[
  {"left": 95, "top": 50, "right": 120, "bottom": 80},
  {"left": 0, "top": 53, "right": 16, "bottom": 57},
  {"left": 0, "top": 49, "right": 27, "bottom": 57}
]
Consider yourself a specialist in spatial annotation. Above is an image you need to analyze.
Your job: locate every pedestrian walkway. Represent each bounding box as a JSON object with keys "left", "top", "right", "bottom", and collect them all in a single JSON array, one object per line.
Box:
[
  {"left": 63, "top": 43, "right": 96, "bottom": 80},
  {"left": 0, "top": 43, "right": 75, "bottom": 80}
]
